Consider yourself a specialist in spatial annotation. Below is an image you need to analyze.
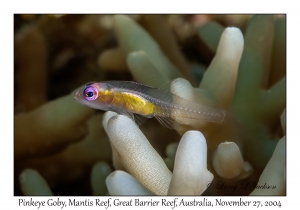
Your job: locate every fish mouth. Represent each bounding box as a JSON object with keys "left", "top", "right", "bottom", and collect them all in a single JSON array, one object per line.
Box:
[{"left": 74, "top": 91, "right": 82, "bottom": 100}]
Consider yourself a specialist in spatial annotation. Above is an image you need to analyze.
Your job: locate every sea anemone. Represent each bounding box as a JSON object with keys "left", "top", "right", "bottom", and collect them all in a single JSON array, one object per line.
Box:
[{"left": 15, "top": 14, "right": 285, "bottom": 196}]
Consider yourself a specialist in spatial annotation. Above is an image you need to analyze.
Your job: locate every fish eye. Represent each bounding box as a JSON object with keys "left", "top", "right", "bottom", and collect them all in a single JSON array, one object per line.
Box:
[{"left": 84, "top": 86, "right": 98, "bottom": 101}]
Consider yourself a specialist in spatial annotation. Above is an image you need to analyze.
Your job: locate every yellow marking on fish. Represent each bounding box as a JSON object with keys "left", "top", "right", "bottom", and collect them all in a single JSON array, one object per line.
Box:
[{"left": 99, "top": 90, "right": 155, "bottom": 115}]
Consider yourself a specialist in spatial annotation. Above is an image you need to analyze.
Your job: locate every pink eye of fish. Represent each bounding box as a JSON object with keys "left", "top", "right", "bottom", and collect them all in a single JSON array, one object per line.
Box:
[{"left": 84, "top": 86, "right": 98, "bottom": 101}]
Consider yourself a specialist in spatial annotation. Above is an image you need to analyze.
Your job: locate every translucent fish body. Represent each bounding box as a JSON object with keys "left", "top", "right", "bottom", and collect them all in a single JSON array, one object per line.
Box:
[{"left": 74, "top": 81, "right": 225, "bottom": 129}]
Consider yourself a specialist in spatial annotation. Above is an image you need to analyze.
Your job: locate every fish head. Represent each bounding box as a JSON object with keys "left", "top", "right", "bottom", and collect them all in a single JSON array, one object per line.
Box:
[{"left": 74, "top": 82, "right": 112, "bottom": 111}]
